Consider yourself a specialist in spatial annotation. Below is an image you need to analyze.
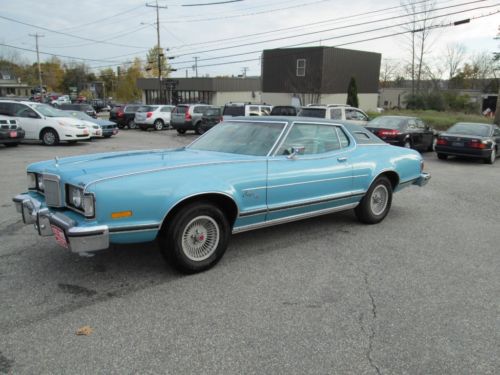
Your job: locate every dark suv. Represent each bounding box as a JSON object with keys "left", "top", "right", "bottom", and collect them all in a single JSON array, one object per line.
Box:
[
  {"left": 109, "top": 104, "right": 142, "bottom": 129},
  {"left": 58, "top": 103, "right": 97, "bottom": 118}
]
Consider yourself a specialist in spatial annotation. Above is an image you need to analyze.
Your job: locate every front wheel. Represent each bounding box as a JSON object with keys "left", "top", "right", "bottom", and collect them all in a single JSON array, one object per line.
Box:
[
  {"left": 484, "top": 148, "right": 496, "bottom": 164},
  {"left": 195, "top": 123, "right": 205, "bottom": 135},
  {"left": 177, "top": 129, "right": 186, "bottom": 135},
  {"left": 355, "top": 176, "right": 392, "bottom": 224},
  {"left": 128, "top": 120, "right": 137, "bottom": 129},
  {"left": 159, "top": 202, "right": 230, "bottom": 274},
  {"left": 41, "top": 129, "right": 59, "bottom": 146}
]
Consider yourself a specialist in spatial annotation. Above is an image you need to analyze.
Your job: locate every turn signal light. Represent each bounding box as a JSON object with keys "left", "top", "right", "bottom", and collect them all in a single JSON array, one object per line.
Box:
[{"left": 111, "top": 210, "right": 133, "bottom": 219}]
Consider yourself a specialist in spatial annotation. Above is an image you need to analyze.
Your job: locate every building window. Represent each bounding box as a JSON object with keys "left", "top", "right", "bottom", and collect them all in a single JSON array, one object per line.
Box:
[{"left": 296, "top": 59, "right": 306, "bottom": 77}]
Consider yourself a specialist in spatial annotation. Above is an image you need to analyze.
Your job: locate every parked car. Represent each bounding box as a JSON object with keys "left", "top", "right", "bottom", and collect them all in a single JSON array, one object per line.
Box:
[
  {"left": 112, "top": 104, "right": 142, "bottom": 129},
  {"left": 58, "top": 103, "right": 97, "bottom": 118},
  {"left": 0, "top": 116, "right": 25, "bottom": 147},
  {"left": 135, "top": 105, "right": 175, "bottom": 131},
  {"left": 51, "top": 95, "right": 71, "bottom": 106},
  {"left": 90, "top": 99, "right": 109, "bottom": 113},
  {"left": 13, "top": 117, "right": 430, "bottom": 273},
  {"left": 270, "top": 106, "right": 299, "bottom": 116},
  {"left": 199, "top": 106, "right": 222, "bottom": 133},
  {"left": 0, "top": 100, "right": 90, "bottom": 145},
  {"left": 298, "top": 105, "right": 370, "bottom": 125},
  {"left": 366, "top": 116, "right": 436, "bottom": 151},
  {"left": 435, "top": 122, "right": 500, "bottom": 164},
  {"left": 170, "top": 104, "right": 211, "bottom": 134},
  {"left": 222, "top": 103, "right": 272, "bottom": 120},
  {"left": 63, "top": 110, "right": 118, "bottom": 138}
]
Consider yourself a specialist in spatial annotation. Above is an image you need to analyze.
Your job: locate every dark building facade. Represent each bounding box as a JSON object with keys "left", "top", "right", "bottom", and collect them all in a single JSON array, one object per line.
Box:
[{"left": 261, "top": 47, "right": 381, "bottom": 109}]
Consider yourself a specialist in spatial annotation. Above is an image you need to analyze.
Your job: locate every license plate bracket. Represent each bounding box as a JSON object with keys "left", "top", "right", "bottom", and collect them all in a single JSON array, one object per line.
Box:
[
  {"left": 51, "top": 225, "right": 69, "bottom": 249},
  {"left": 452, "top": 142, "right": 463, "bottom": 147}
]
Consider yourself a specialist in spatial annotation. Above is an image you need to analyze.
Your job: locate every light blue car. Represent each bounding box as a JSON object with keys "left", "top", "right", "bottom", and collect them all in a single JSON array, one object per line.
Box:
[{"left": 13, "top": 117, "right": 430, "bottom": 273}]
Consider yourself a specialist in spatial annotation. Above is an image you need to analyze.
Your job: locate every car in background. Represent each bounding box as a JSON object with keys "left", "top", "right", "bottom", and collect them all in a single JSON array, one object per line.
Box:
[
  {"left": 222, "top": 103, "right": 272, "bottom": 120},
  {"left": 12, "top": 117, "right": 430, "bottom": 274},
  {"left": 135, "top": 105, "right": 175, "bottom": 131},
  {"left": 0, "top": 100, "right": 90, "bottom": 145},
  {"left": 199, "top": 106, "right": 222, "bottom": 134},
  {"left": 270, "top": 106, "right": 299, "bottom": 116},
  {"left": 435, "top": 122, "right": 500, "bottom": 164},
  {"left": 111, "top": 104, "right": 142, "bottom": 129},
  {"left": 171, "top": 104, "right": 211, "bottom": 134},
  {"left": 90, "top": 99, "right": 109, "bottom": 113},
  {"left": 366, "top": 116, "right": 436, "bottom": 151},
  {"left": 51, "top": 95, "right": 71, "bottom": 106},
  {"left": 0, "top": 116, "right": 25, "bottom": 147},
  {"left": 58, "top": 103, "right": 97, "bottom": 118},
  {"left": 63, "top": 110, "right": 118, "bottom": 138},
  {"left": 298, "top": 105, "right": 370, "bottom": 126}
]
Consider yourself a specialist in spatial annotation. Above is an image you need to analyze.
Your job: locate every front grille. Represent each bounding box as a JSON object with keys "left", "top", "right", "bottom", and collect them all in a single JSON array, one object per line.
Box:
[
  {"left": 1, "top": 124, "right": 17, "bottom": 129},
  {"left": 43, "top": 175, "right": 63, "bottom": 207}
]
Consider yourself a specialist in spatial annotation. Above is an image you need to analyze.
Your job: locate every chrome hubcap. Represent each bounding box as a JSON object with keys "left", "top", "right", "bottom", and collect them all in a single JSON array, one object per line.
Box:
[
  {"left": 155, "top": 121, "right": 162, "bottom": 130},
  {"left": 181, "top": 216, "right": 220, "bottom": 261},
  {"left": 370, "top": 185, "right": 388, "bottom": 216},
  {"left": 44, "top": 132, "right": 55, "bottom": 144}
]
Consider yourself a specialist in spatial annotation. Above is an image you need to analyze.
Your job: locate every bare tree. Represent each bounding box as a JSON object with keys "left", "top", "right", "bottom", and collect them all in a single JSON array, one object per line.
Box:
[
  {"left": 379, "top": 59, "right": 400, "bottom": 88},
  {"left": 444, "top": 43, "right": 466, "bottom": 80},
  {"left": 400, "top": 0, "right": 437, "bottom": 94}
]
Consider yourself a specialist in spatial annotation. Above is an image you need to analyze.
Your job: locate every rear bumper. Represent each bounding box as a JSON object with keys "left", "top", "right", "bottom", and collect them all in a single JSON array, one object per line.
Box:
[
  {"left": 0, "top": 129, "right": 25, "bottom": 142},
  {"left": 13, "top": 193, "right": 109, "bottom": 254},
  {"left": 413, "top": 172, "right": 431, "bottom": 187},
  {"left": 435, "top": 146, "right": 491, "bottom": 158}
]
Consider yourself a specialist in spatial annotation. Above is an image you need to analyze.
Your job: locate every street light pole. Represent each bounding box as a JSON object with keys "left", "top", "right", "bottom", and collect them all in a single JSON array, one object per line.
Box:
[{"left": 146, "top": 1, "right": 167, "bottom": 104}]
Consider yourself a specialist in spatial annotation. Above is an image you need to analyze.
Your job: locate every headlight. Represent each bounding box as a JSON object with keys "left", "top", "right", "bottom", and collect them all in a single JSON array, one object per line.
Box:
[
  {"left": 37, "top": 176, "right": 44, "bottom": 191},
  {"left": 67, "top": 185, "right": 95, "bottom": 218},
  {"left": 27, "top": 172, "right": 37, "bottom": 189}
]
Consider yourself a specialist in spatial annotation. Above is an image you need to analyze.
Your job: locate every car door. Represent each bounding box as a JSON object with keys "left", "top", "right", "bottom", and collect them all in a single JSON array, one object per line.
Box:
[
  {"left": 417, "top": 119, "right": 434, "bottom": 150},
  {"left": 493, "top": 126, "right": 500, "bottom": 147},
  {"left": 12, "top": 103, "right": 44, "bottom": 140},
  {"left": 266, "top": 122, "right": 354, "bottom": 222},
  {"left": 406, "top": 118, "right": 422, "bottom": 148}
]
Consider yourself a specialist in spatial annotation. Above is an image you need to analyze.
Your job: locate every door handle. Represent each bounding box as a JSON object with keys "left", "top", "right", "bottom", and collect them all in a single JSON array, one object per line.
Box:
[{"left": 337, "top": 157, "right": 348, "bottom": 162}]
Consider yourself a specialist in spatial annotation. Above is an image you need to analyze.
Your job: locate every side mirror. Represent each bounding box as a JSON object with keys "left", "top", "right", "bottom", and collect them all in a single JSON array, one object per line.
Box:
[{"left": 287, "top": 146, "right": 305, "bottom": 159}]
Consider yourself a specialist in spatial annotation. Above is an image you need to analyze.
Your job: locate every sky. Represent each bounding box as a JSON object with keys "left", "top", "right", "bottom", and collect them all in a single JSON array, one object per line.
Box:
[{"left": 0, "top": 0, "right": 498, "bottom": 78}]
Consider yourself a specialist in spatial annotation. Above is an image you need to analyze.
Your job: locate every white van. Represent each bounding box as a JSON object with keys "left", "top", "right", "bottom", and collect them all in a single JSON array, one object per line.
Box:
[
  {"left": 222, "top": 102, "right": 273, "bottom": 120},
  {"left": 0, "top": 101, "right": 90, "bottom": 145}
]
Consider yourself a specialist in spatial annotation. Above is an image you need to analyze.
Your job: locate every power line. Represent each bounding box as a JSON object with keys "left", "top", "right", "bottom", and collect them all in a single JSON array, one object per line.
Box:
[{"left": 170, "top": 0, "right": 491, "bottom": 60}]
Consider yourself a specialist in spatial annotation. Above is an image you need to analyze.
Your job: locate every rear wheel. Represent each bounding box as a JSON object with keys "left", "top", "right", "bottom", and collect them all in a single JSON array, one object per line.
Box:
[
  {"left": 41, "top": 129, "right": 59, "bottom": 146},
  {"left": 154, "top": 119, "right": 164, "bottom": 131},
  {"left": 484, "top": 148, "right": 496, "bottom": 164},
  {"left": 5, "top": 143, "right": 18, "bottom": 147},
  {"left": 177, "top": 129, "right": 186, "bottom": 135},
  {"left": 355, "top": 176, "right": 392, "bottom": 224},
  {"left": 437, "top": 153, "right": 447, "bottom": 160},
  {"left": 195, "top": 123, "right": 205, "bottom": 135},
  {"left": 128, "top": 120, "right": 137, "bottom": 129},
  {"left": 159, "top": 202, "right": 230, "bottom": 274}
]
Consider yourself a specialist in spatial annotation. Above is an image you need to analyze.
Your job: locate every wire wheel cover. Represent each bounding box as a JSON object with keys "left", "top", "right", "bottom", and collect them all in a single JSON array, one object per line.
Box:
[
  {"left": 181, "top": 215, "right": 220, "bottom": 261},
  {"left": 370, "top": 185, "right": 389, "bottom": 216}
]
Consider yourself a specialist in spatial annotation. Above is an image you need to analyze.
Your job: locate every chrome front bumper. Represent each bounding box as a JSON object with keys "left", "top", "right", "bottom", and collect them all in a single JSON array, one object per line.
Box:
[
  {"left": 413, "top": 172, "right": 431, "bottom": 187},
  {"left": 13, "top": 194, "right": 109, "bottom": 254}
]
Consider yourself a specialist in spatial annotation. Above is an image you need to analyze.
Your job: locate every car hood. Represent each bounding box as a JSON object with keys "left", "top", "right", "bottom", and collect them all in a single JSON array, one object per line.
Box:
[
  {"left": 27, "top": 148, "right": 258, "bottom": 189},
  {"left": 52, "top": 116, "right": 88, "bottom": 127}
]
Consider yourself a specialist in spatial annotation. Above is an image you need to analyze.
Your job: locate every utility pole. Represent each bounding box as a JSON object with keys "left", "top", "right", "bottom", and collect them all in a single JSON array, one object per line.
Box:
[
  {"left": 146, "top": 1, "right": 167, "bottom": 103},
  {"left": 29, "top": 33, "right": 44, "bottom": 100},
  {"left": 241, "top": 67, "right": 249, "bottom": 78},
  {"left": 193, "top": 56, "right": 199, "bottom": 78}
]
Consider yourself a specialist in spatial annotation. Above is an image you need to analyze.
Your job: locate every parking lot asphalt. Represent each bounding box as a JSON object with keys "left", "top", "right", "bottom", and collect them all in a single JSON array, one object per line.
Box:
[{"left": 0, "top": 129, "right": 499, "bottom": 374}]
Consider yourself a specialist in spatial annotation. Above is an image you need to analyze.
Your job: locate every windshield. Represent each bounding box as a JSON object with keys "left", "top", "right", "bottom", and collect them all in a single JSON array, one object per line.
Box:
[
  {"left": 204, "top": 108, "right": 221, "bottom": 116},
  {"left": 368, "top": 117, "right": 407, "bottom": 130},
  {"left": 447, "top": 123, "right": 491, "bottom": 137},
  {"left": 31, "top": 104, "right": 71, "bottom": 117},
  {"left": 64, "top": 110, "right": 93, "bottom": 121},
  {"left": 297, "top": 108, "right": 326, "bottom": 118},
  {"left": 189, "top": 121, "right": 286, "bottom": 156},
  {"left": 223, "top": 105, "right": 245, "bottom": 116}
]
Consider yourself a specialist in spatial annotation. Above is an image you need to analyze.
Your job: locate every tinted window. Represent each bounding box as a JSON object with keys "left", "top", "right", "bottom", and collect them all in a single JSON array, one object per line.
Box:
[
  {"left": 193, "top": 106, "right": 208, "bottom": 114},
  {"left": 124, "top": 105, "right": 141, "bottom": 113},
  {"left": 297, "top": 108, "right": 326, "bottom": 118},
  {"left": 189, "top": 121, "right": 285, "bottom": 156},
  {"left": 174, "top": 106, "right": 188, "bottom": 114},
  {"left": 204, "top": 108, "right": 221, "bottom": 116},
  {"left": 278, "top": 124, "right": 342, "bottom": 155},
  {"left": 0, "top": 102, "right": 14, "bottom": 116},
  {"left": 447, "top": 123, "right": 492, "bottom": 137},
  {"left": 368, "top": 117, "right": 407, "bottom": 130},
  {"left": 223, "top": 105, "right": 245, "bottom": 116},
  {"left": 270, "top": 106, "right": 297, "bottom": 116},
  {"left": 330, "top": 108, "right": 342, "bottom": 120},
  {"left": 160, "top": 106, "right": 173, "bottom": 112},
  {"left": 13, "top": 103, "right": 38, "bottom": 118}
]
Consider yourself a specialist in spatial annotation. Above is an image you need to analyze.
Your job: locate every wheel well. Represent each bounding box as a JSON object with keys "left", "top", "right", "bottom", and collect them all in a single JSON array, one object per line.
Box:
[
  {"left": 378, "top": 171, "right": 399, "bottom": 190},
  {"left": 39, "top": 127, "right": 57, "bottom": 140},
  {"left": 155, "top": 118, "right": 164, "bottom": 123},
  {"left": 160, "top": 193, "right": 238, "bottom": 232}
]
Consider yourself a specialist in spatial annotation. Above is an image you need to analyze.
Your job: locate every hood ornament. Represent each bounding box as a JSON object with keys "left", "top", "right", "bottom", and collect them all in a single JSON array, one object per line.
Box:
[{"left": 54, "top": 156, "right": 59, "bottom": 167}]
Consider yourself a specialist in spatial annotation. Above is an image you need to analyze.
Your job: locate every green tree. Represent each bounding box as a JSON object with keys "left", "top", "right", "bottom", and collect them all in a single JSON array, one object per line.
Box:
[
  {"left": 145, "top": 45, "right": 170, "bottom": 78},
  {"left": 40, "top": 57, "right": 64, "bottom": 92},
  {"left": 346, "top": 77, "right": 359, "bottom": 108},
  {"left": 115, "top": 58, "right": 144, "bottom": 102}
]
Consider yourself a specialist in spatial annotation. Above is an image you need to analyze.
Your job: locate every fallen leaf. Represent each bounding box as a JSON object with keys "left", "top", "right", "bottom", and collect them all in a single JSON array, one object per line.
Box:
[{"left": 76, "top": 325, "right": 93, "bottom": 336}]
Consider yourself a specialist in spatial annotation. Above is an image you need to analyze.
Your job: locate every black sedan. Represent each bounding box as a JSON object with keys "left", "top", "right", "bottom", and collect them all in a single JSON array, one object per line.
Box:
[
  {"left": 366, "top": 116, "right": 435, "bottom": 151},
  {"left": 435, "top": 122, "right": 499, "bottom": 164}
]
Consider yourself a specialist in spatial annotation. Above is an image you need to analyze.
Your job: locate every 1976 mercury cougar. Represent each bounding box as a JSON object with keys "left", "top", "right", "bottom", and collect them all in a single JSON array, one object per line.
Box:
[{"left": 13, "top": 117, "right": 430, "bottom": 273}]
